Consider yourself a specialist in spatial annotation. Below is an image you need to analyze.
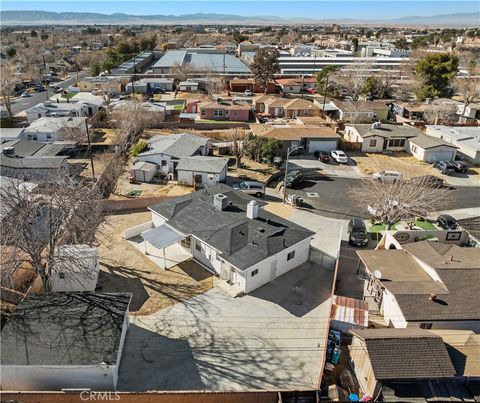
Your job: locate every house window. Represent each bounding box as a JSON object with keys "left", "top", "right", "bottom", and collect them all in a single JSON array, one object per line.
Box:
[
  {"left": 38, "top": 114, "right": 42, "bottom": 119},
  {"left": 369, "top": 139, "right": 377, "bottom": 147},
  {"left": 251, "top": 269, "right": 259, "bottom": 277},
  {"left": 195, "top": 241, "right": 202, "bottom": 252},
  {"left": 214, "top": 109, "right": 224, "bottom": 117},
  {"left": 32, "top": 134, "right": 38, "bottom": 141},
  {"left": 412, "top": 145, "right": 417, "bottom": 153},
  {"left": 420, "top": 322, "right": 432, "bottom": 329},
  {"left": 46, "top": 134, "right": 52, "bottom": 140},
  {"left": 287, "top": 251, "right": 296, "bottom": 261},
  {"left": 161, "top": 160, "right": 167, "bottom": 167},
  {"left": 201, "top": 109, "right": 206, "bottom": 116},
  {"left": 389, "top": 139, "right": 406, "bottom": 148}
]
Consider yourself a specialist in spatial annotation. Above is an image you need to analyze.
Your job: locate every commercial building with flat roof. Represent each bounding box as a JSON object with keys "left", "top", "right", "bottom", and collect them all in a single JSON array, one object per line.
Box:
[{"left": 152, "top": 50, "right": 251, "bottom": 76}]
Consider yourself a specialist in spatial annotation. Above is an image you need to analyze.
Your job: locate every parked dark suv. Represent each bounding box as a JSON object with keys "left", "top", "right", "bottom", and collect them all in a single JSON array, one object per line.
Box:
[
  {"left": 433, "top": 160, "right": 454, "bottom": 175},
  {"left": 348, "top": 218, "right": 368, "bottom": 246},
  {"left": 450, "top": 161, "right": 468, "bottom": 173},
  {"left": 437, "top": 214, "right": 458, "bottom": 230},
  {"left": 285, "top": 169, "right": 304, "bottom": 188}
]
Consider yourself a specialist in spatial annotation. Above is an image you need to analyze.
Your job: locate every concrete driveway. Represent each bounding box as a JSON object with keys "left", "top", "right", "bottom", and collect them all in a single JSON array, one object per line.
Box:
[
  {"left": 117, "top": 260, "right": 334, "bottom": 392},
  {"left": 287, "top": 155, "right": 364, "bottom": 179}
]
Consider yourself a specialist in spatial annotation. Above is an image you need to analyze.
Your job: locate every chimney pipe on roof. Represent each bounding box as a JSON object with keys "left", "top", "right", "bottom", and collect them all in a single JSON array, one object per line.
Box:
[
  {"left": 429, "top": 293, "right": 437, "bottom": 301},
  {"left": 246, "top": 200, "right": 259, "bottom": 219}
]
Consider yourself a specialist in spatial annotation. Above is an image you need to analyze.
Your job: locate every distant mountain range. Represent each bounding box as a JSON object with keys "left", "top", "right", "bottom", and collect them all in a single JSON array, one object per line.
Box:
[{"left": 1, "top": 10, "right": 479, "bottom": 26}]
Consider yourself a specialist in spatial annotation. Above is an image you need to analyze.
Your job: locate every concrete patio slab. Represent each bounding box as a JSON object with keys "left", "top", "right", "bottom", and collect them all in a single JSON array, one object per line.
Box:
[
  {"left": 129, "top": 240, "right": 192, "bottom": 269},
  {"left": 117, "top": 260, "right": 334, "bottom": 392}
]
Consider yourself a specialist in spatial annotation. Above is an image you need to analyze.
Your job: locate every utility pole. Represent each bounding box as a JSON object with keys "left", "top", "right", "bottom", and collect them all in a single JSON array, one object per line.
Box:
[
  {"left": 42, "top": 55, "right": 49, "bottom": 102},
  {"left": 85, "top": 120, "right": 96, "bottom": 179},
  {"left": 131, "top": 54, "right": 137, "bottom": 95},
  {"left": 322, "top": 74, "right": 329, "bottom": 118},
  {"left": 282, "top": 146, "right": 302, "bottom": 203}
]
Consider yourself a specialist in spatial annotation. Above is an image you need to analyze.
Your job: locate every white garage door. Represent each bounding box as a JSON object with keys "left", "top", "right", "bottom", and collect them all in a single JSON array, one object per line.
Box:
[
  {"left": 308, "top": 140, "right": 338, "bottom": 153},
  {"left": 426, "top": 150, "right": 455, "bottom": 163}
]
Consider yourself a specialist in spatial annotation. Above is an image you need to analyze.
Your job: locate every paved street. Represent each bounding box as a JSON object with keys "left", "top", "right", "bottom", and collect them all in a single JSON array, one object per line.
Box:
[
  {"left": 11, "top": 71, "right": 89, "bottom": 115},
  {"left": 269, "top": 176, "right": 480, "bottom": 220}
]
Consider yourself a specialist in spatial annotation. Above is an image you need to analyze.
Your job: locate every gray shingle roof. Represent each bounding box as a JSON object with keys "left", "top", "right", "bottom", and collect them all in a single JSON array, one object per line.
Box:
[
  {"left": 149, "top": 184, "right": 313, "bottom": 270},
  {"left": 348, "top": 123, "right": 423, "bottom": 139},
  {"left": 176, "top": 156, "right": 228, "bottom": 174},
  {"left": 139, "top": 133, "right": 209, "bottom": 159},
  {"left": 351, "top": 328, "right": 456, "bottom": 380},
  {"left": 1, "top": 292, "right": 131, "bottom": 366},
  {"left": 409, "top": 135, "right": 458, "bottom": 150}
]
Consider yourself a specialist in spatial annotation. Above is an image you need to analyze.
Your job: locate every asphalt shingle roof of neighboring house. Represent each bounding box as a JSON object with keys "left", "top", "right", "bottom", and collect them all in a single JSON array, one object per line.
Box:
[
  {"left": 350, "top": 328, "right": 456, "bottom": 380},
  {"left": 332, "top": 100, "right": 390, "bottom": 112},
  {"left": 139, "top": 133, "right": 209, "bottom": 160},
  {"left": 359, "top": 242, "right": 480, "bottom": 322},
  {"left": 409, "top": 135, "right": 458, "bottom": 150},
  {"left": 24, "top": 116, "right": 86, "bottom": 134},
  {"left": 150, "top": 184, "right": 314, "bottom": 271},
  {"left": 347, "top": 123, "right": 423, "bottom": 139},
  {"left": 176, "top": 156, "right": 228, "bottom": 174},
  {"left": 250, "top": 124, "right": 339, "bottom": 140},
  {"left": 1, "top": 292, "right": 132, "bottom": 366},
  {"left": 1, "top": 139, "right": 44, "bottom": 157}
]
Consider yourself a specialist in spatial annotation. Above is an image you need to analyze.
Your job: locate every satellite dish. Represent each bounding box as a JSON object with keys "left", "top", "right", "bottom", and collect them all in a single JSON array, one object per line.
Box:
[{"left": 374, "top": 270, "right": 382, "bottom": 280}]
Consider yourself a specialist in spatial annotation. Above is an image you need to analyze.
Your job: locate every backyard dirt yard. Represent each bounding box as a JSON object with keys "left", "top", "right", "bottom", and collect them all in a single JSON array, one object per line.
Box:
[
  {"left": 73, "top": 152, "right": 114, "bottom": 179},
  {"left": 351, "top": 152, "right": 442, "bottom": 178},
  {"left": 143, "top": 127, "right": 249, "bottom": 141},
  {"left": 110, "top": 162, "right": 194, "bottom": 200},
  {"left": 96, "top": 211, "right": 213, "bottom": 315}
]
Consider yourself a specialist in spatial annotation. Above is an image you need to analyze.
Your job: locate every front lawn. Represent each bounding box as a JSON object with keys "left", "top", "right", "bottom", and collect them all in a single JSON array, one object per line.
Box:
[
  {"left": 368, "top": 219, "right": 436, "bottom": 233},
  {"left": 61, "top": 91, "right": 77, "bottom": 100}
]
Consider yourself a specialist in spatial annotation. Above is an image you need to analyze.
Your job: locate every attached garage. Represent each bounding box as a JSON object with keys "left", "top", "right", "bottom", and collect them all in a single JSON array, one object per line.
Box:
[
  {"left": 408, "top": 136, "right": 457, "bottom": 163},
  {"left": 308, "top": 139, "right": 339, "bottom": 153}
]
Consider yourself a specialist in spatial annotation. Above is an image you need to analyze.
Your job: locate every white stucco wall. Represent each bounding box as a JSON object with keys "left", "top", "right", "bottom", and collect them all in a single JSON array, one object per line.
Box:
[
  {"left": 360, "top": 136, "right": 385, "bottom": 152},
  {"left": 241, "top": 237, "right": 311, "bottom": 294},
  {"left": 1, "top": 364, "right": 118, "bottom": 391},
  {"left": 177, "top": 166, "right": 227, "bottom": 187},
  {"left": 381, "top": 288, "right": 408, "bottom": 328},
  {"left": 137, "top": 153, "right": 172, "bottom": 174}
]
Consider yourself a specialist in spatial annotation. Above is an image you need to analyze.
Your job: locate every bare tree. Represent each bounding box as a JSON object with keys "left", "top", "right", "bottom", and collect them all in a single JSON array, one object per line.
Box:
[
  {"left": 0, "top": 175, "right": 106, "bottom": 292},
  {"left": 171, "top": 62, "right": 193, "bottom": 82},
  {"left": 0, "top": 62, "right": 18, "bottom": 119},
  {"left": 351, "top": 172, "right": 453, "bottom": 229},
  {"left": 229, "top": 129, "right": 246, "bottom": 168},
  {"left": 423, "top": 102, "right": 458, "bottom": 124},
  {"left": 331, "top": 63, "right": 372, "bottom": 100},
  {"left": 376, "top": 70, "right": 399, "bottom": 99},
  {"left": 455, "top": 56, "right": 480, "bottom": 116}
]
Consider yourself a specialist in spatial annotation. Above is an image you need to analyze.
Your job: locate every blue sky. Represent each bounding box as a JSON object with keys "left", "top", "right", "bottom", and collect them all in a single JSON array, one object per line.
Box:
[{"left": 1, "top": 1, "right": 479, "bottom": 19}]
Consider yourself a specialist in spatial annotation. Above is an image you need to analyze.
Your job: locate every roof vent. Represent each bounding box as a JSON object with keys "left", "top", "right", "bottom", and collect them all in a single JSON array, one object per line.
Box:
[
  {"left": 428, "top": 293, "right": 437, "bottom": 301},
  {"left": 2, "top": 147, "right": 15, "bottom": 156},
  {"left": 213, "top": 193, "right": 228, "bottom": 211},
  {"left": 372, "top": 121, "right": 381, "bottom": 129},
  {"left": 246, "top": 200, "right": 259, "bottom": 219}
]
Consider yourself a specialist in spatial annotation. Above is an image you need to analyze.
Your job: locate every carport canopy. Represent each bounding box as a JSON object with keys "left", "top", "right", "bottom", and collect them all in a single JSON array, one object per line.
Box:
[{"left": 142, "top": 225, "right": 184, "bottom": 249}]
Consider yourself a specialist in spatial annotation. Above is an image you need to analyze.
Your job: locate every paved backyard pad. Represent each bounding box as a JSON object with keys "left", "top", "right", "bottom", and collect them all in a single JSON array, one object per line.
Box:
[
  {"left": 117, "top": 261, "right": 334, "bottom": 391},
  {"left": 97, "top": 211, "right": 213, "bottom": 314}
]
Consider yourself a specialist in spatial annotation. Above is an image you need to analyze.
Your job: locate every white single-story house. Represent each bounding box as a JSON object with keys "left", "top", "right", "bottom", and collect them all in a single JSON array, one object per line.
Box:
[
  {"left": 0, "top": 292, "right": 131, "bottom": 391},
  {"left": 178, "top": 80, "right": 199, "bottom": 92},
  {"left": 408, "top": 135, "right": 457, "bottom": 162},
  {"left": 344, "top": 123, "right": 423, "bottom": 152},
  {"left": 425, "top": 125, "right": 480, "bottom": 164},
  {"left": 130, "top": 185, "right": 314, "bottom": 294},
  {"left": 136, "top": 133, "right": 209, "bottom": 178},
  {"left": 25, "top": 101, "right": 99, "bottom": 123},
  {"left": 176, "top": 156, "right": 228, "bottom": 187},
  {"left": 23, "top": 116, "right": 88, "bottom": 142},
  {"left": 126, "top": 78, "right": 174, "bottom": 93},
  {"left": 358, "top": 241, "right": 480, "bottom": 332},
  {"left": 130, "top": 161, "right": 157, "bottom": 182}
]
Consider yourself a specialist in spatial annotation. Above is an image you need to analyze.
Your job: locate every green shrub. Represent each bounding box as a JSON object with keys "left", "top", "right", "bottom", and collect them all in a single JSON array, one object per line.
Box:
[{"left": 129, "top": 140, "right": 148, "bottom": 157}]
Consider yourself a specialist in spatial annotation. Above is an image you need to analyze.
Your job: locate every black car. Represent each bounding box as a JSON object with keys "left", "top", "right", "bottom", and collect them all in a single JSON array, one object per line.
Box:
[
  {"left": 285, "top": 169, "right": 304, "bottom": 188},
  {"left": 450, "top": 161, "right": 468, "bottom": 173},
  {"left": 147, "top": 88, "right": 165, "bottom": 94},
  {"left": 437, "top": 214, "right": 458, "bottom": 230},
  {"left": 433, "top": 160, "right": 454, "bottom": 175},
  {"left": 348, "top": 217, "right": 368, "bottom": 246},
  {"left": 314, "top": 150, "right": 330, "bottom": 163}
]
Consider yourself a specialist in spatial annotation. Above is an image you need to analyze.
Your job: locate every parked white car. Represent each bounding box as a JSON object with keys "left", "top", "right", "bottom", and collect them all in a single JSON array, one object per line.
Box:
[
  {"left": 244, "top": 89, "right": 253, "bottom": 96},
  {"left": 372, "top": 171, "right": 403, "bottom": 183},
  {"left": 330, "top": 150, "right": 348, "bottom": 164}
]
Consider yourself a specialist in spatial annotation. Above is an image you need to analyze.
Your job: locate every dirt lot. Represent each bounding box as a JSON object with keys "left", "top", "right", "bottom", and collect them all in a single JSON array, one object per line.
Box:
[
  {"left": 351, "top": 152, "right": 441, "bottom": 178},
  {"left": 72, "top": 152, "right": 114, "bottom": 179},
  {"left": 111, "top": 161, "right": 194, "bottom": 199},
  {"left": 143, "top": 127, "right": 249, "bottom": 141},
  {"left": 96, "top": 211, "right": 213, "bottom": 315}
]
